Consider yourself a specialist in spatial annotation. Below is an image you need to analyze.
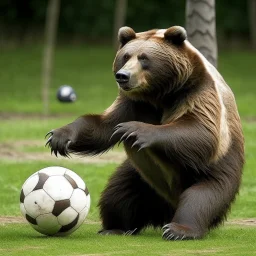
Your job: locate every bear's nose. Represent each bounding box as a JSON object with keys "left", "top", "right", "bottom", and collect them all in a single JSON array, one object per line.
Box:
[{"left": 115, "top": 70, "right": 130, "bottom": 84}]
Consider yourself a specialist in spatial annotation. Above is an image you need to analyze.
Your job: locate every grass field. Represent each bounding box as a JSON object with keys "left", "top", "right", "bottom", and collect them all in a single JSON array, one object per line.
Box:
[
  {"left": 0, "top": 46, "right": 256, "bottom": 255},
  {"left": 1, "top": 224, "right": 256, "bottom": 256}
]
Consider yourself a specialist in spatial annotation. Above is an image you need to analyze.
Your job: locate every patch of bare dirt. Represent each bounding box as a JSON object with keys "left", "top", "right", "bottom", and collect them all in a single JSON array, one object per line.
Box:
[
  {"left": 0, "top": 216, "right": 25, "bottom": 224},
  {"left": 243, "top": 116, "right": 256, "bottom": 123},
  {"left": 74, "top": 252, "right": 133, "bottom": 256},
  {"left": 0, "top": 140, "right": 126, "bottom": 164},
  {"left": 0, "top": 112, "right": 75, "bottom": 120},
  {"left": 227, "top": 218, "right": 256, "bottom": 226},
  {"left": 0, "top": 216, "right": 100, "bottom": 225},
  {"left": 1, "top": 215, "right": 256, "bottom": 228},
  {"left": 173, "top": 249, "right": 221, "bottom": 255},
  {"left": 0, "top": 246, "right": 45, "bottom": 252}
]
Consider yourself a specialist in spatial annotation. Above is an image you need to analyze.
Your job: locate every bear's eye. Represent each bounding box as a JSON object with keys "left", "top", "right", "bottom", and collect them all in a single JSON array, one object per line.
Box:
[
  {"left": 138, "top": 54, "right": 149, "bottom": 69},
  {"left": 138, "top": 54, "right": 148, "bottom": 61},
  {"left": 123, "top": 53, "right": 130, "bottom": 62}
]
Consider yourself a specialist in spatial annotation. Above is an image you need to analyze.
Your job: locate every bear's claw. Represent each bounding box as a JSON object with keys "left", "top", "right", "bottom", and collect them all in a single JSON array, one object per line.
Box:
[
  {"left": 98, "top": 229, "right": 125, "bottom": 235},
  {"left": 98, "top": 228, "right": 138, "bottom": 236},
  {"left": 45, "top": 129, "right": 72, "bottom": 157},
  {"left": 162, "top": 223, "right": 201, "bottom": 241},
  {"left": 45, "top": 130, "right": 54, "bottom": 139},
  {"left": 45, "top": 135, "right": 53, "bottom": 147}
]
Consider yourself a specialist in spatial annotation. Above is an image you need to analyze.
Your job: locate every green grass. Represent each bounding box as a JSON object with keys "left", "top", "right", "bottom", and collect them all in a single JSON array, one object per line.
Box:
[
  {"left": 1, "top": 224, "right": 256, "bottom": 256},
  {"left": 0, "top": 119, "right": 255, "bottom": 220},
  {"left": 0, "top": 120, "right": 255, "bottom": 256},
  {"left": 218, "top": 51, "right": 256, "bottom": 116},
  {"left": 231, "top": 121, "right": 256, "bottom": 218},
  {"left": 0, "top": 160, "right": 115, "bottom": 219},
  {"left": 0, "top": 117, "right": 74, "bottom": 142},
  {"left": 0, "top": 46, "right": 256, "bottom": 255},
  {"left": 0, "top": 46, "right": 117, "bottom": 115},
  {"left": 0, "top": 46, "right": 256, "bottom": 117}
]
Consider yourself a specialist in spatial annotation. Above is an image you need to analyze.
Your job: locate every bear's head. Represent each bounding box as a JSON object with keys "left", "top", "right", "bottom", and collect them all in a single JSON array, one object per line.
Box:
[{"left": 113, "top": 26, "right": 194, "bottom": 102}]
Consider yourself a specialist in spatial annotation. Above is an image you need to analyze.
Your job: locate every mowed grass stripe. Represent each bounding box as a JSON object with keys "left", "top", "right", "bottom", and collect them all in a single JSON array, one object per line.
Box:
[
  {"left": 1, "top": 224, "right": 256, "bottom": 256},
  {"left": 0, "top": 47, "right": 255, "bottom": 117}
]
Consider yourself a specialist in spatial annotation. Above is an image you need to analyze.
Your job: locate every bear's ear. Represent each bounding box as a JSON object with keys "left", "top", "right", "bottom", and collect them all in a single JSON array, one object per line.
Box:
[
  {"left": 118, "top": 26, "right": 136, "bottom": 47},
  {"left": 164, "top": 26, "right": 187, "bottom": 45}
]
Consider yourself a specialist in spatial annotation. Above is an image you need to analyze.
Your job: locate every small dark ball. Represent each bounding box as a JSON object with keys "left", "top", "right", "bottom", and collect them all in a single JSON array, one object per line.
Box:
[{"left": 57, "top": 85, "right": 77, "bottom": 103}]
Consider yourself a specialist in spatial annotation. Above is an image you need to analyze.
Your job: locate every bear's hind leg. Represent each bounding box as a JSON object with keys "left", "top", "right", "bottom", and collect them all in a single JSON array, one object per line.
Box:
[
  {"left": 162, "top": 179, "right": 238, "bottom": 240},
  {"left": 98, "top": 159, "right": 174, "bottom": 235}
]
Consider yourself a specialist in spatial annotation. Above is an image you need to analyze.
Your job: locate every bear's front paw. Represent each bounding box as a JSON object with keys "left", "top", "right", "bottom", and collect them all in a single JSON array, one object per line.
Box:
[
  {"left": 112, "top": 121, "right": 156, "bottom": 151},
  {"left": 162, "top": 223, "right": 204, "bottom": 241},
  {"left": 45, "top": 127, "right": 73, "bottom": 157}
]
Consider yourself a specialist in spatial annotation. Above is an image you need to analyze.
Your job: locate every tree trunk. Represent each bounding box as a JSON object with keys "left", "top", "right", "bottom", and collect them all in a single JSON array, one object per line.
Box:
[
  {"left": 248, "top": 0, "right": 256, "bottom": 50},
  {"left": 186, "top": 0, "right": 218, "bottom": 67},
  {"left": 113, "top": 0, "right": 127, "bottom": 49},
  {"left": 42, "top": 0, "right": 60, "bottom": 115}
]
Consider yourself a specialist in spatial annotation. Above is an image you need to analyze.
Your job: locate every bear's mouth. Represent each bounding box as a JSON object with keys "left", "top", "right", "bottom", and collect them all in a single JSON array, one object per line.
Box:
[{"left": 118, "top": 83, "right": 132, "bottom": 91}]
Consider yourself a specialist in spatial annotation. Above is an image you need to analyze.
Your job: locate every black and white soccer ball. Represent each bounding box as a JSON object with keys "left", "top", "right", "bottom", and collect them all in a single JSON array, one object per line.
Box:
[
  {"left": 20, "top": 166, "right": 90, "bottom": 236},
  {"left": 57, "top": 85, "right": 77, "bottom": 102}
]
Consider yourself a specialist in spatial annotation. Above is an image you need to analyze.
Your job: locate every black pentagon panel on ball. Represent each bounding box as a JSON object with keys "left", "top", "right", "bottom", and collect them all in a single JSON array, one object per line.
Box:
[
  {"left": 84, "top": 187, "right": 89, "bottom": 196},
  {"left": 52, "top": 199, "right": 70, "bottom": 217},
  {"left": 33, "top": 173, "right": 49, "bottom": 190},
  {"left": 64, "top": 174, "right": 78, "bottom": 189},
  {"left": 20, "top": 189, "right": 25, "bottom": 203},
  {"left": 58, "top": 215, "right": 79, "bottom": 233},
  {"left": 26, "top": 214, "right": 37, "bottom": 225}
]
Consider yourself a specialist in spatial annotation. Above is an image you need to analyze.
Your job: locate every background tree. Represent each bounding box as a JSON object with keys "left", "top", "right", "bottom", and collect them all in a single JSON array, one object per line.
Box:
[
  {"left": 248, "top": 0, "right": 256, "bottom": 50},
  {"left": 0, "top": 1, "right": 249, "bottom": 47},
  {"left": 42, "top": 0, "right": 60, "bottom": 115},
  {"left": 186, "top": 0, "right": 218, "bottom": 67},
  {"left": 113, "top": 0, "right": 127, "bottom": 49}
]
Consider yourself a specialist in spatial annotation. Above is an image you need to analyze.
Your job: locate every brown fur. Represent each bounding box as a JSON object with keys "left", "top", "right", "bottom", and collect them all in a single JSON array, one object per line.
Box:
[{"left": 46, "top": 26, "right": 244, "bottom": 240}]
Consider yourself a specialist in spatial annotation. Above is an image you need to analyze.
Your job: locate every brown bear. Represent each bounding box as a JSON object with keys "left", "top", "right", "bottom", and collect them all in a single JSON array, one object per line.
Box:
[{"left": 46, "top": 26, "right": 244, "bottom": 240}]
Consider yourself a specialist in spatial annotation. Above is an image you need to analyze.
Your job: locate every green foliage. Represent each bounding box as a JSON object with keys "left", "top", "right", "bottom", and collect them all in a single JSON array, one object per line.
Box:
[
  {"left": 126, "top": 0, "right": 186, "bottom": 32},
  {"left": 0, "top": 0, "right": 249, "bottom": 42},
  {"left": 216, "top": 0, "right": 248, "bottom": 36}
]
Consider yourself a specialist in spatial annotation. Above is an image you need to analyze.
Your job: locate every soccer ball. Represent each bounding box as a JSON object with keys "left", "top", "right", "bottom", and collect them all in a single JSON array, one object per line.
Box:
[
  {"left": 57, "top": 85, "right": 77, "bottom": 102},
  {"left": 20, "top": 166, "right": 90, "bottom": 236}
]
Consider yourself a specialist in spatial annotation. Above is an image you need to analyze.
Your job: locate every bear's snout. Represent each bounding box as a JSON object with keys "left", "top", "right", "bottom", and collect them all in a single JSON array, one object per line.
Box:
[{"left": 115, "top": 70, "right": 131, "bottom": 89}]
